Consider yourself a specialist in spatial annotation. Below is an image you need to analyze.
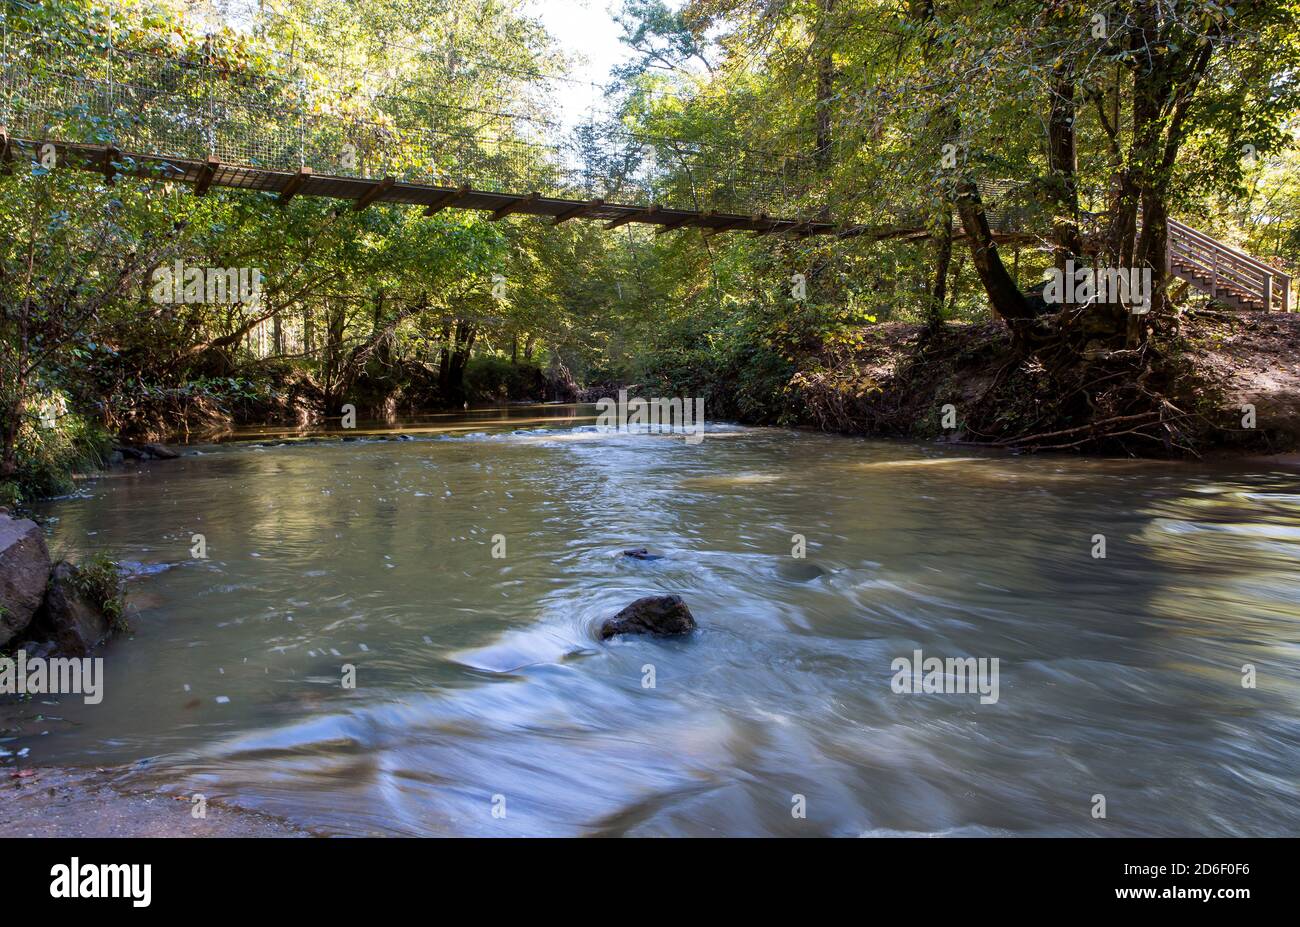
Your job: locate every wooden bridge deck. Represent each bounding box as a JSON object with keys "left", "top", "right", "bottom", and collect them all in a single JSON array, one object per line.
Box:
[{"left": 0, "top": 133, "right": 1037, "bottom": 245}]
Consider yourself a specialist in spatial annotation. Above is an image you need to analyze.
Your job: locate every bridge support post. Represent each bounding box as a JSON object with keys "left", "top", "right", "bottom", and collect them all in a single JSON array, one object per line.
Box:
[
  {"left": 194, "top": 156, "right": 219, "bottom": 196},
  {"left": 552, "top": 198, "right": 604, "bottom": 225},
  {"left": 279, "top": 166, "right": 312, "bottom": 206},
  {"left": 105, "top": 4, "right": 114, "bottom": 130},
  {"left": 203, "top": 34, "right": 216, "bottom": 156},
  {"left": 298, "top": 81, "right": 307, "bottom": 170}
]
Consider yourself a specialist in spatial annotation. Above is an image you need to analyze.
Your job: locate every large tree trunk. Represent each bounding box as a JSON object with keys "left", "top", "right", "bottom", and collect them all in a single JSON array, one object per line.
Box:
[
  {"left": 927, "top": 207, "right": 953, "bottom": 326},
  {"left": 437, "top": 321, "right": 452, "bottom": 395},
  {"left": 438, "top": 320, "right": 476, "bottom": 405},
  {"left": 0, "top": 385, "right": 24, "bottom": 479},
  {"left": 1104, "top": 10, "right": 1216, "bottom": 344},
  {"left": 953, "top": 180, "right": 1033, "bottom": 325},
  {"left": 1047, "top": 59, "right": 1083, "bottom": 275}
]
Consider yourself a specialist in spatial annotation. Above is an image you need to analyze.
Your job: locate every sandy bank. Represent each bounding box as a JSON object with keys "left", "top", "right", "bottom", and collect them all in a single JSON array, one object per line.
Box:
[{"left": 0, "top": 766, "right": 305, "bottom": 837}]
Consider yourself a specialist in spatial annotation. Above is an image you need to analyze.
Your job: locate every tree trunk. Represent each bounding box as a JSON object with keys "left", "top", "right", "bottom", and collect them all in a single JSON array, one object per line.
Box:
[
  {"left": 437, "top": 320, "right": 452, "bottom": 395},
  {"left": 814, "top": 0, "right": 836, "bottom": 173},
  {"left": 953, "top": 180, "right": 1033, "bottom": 325},
  {"left": 927, "top": 207, "right": 953, "bottom": 326},
  {"left": 439, "top": 320, "right": 476, "bottom": 405},
  {"left": 1047, "top": 58, "right": 1083, "bottom": 274}
]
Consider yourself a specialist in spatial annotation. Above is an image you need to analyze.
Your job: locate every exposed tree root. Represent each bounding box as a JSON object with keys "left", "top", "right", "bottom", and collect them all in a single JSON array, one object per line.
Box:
[{"left": 789, "top": 312, "right": 1280, "bottom": 459}]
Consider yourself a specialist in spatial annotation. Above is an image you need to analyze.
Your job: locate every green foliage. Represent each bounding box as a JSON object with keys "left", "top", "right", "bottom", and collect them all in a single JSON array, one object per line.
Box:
[
  {"left": 70, "top": 555, "right": 127, "bottom": 634},
  {"left": 2, "top": 0, "right": 1297, "bottom": 481},
  {"left": 7, "top": 410, "right": 113, "bottom": 504},
  {"left": 633, "top": 302, "right": 800, "bottom": 425}
]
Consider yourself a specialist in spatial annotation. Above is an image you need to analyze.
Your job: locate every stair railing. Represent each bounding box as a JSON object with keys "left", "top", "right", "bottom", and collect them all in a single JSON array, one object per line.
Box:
[{"left": 1168, "top": 218, "right": 1291, "bottom": 312}]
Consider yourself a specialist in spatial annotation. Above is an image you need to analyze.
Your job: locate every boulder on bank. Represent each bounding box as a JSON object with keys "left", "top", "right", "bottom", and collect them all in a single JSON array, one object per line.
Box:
[
  {"left": 0, "top": 515, "right": 52, "bottom": 648},
  {"left": 600, "top": 594, "right": 697, "bottom": 640},
  {"left": 31, "top": 561, "right": 121, "bottom": 657}
]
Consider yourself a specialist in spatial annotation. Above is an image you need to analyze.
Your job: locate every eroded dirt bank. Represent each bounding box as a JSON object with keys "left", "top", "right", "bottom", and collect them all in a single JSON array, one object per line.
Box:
[{"left": 789, "top": 311, "right": 1300, "bottom": 457}]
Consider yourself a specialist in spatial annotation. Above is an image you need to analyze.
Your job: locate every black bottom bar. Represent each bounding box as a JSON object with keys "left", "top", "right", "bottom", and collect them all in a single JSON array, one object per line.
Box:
[{"left": 7, "top": 836, "right": 1289, "bottom": 913}]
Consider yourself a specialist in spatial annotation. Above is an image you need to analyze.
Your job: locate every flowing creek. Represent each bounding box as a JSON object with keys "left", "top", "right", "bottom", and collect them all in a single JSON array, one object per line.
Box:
[{"left": 5, "top": 404, "right": 1299, "bottom": 835}]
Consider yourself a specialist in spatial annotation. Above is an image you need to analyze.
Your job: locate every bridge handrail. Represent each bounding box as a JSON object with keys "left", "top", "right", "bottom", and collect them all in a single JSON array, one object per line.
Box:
[
  {"left": 1170, "top": 243, "right": 1270, "bottom": 294},
  {"left": 1169, "top": 218, "right": 1289, "bottom": 283},
  {"left": 1168, "top": 218, "right": 1291, "bottom": 311},
  {"left": 1170, "top": 235, "right": 1271, "bottom": 287}
]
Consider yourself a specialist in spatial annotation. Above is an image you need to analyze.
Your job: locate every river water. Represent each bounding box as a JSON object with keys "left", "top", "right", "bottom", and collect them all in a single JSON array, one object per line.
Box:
[{"left": 7, "top": 404, "right": 1299, "bottom": 835}]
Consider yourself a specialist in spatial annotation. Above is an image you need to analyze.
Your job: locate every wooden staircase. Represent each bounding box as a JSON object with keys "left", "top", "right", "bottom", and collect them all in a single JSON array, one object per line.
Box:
[{"left": 1167, "top": 218, "right": 1292, "bottom": 312}]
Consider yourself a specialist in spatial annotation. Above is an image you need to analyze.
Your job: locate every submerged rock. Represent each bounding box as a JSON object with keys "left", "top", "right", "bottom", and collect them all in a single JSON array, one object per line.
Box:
[
  {"left": 116, "top": 560, "right": 177, "bottom": 579},
  {"left": 600, "top": 594, "right": 697, "bottom": 640},
  {"left": 141, "top": 443, "right": 181, "bottom": 459},
  {"left": 0, "top": 515, "right": 52, "bottom": 648},
  {"left": 112, "top": 443, "right": 181, "bottom": 462},
  {"left": 778, "top": 561, "right": 829, "bottom": 583},
  {"left": 620, "top": 548, "right": 663, "bottom": 561}
]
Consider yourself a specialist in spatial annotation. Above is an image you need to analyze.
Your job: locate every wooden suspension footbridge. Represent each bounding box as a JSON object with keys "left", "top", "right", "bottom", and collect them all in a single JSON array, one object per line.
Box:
[{"left": 0, "top": 4, "right": 1289, "bottom": 309}]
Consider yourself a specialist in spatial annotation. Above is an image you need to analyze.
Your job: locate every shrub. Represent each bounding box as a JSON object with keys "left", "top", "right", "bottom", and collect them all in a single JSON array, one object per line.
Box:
[
  {"left": 10, "top": 409, "right": 114, "bottom": 504},
  {"left": 71, "top": 555, "right": 127, "bottom": 634},
  {"left": 632, "top": 306, "right": 799, "bottom": 425}
]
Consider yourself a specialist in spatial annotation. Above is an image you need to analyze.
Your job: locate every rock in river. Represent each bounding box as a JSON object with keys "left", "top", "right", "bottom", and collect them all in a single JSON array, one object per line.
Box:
[
  {"left": 600, "top": 594, "right": 697, "bottom": 640},
  {"left": 0, "top": 514, "right": 52, "bottom": 648},
  {"left": 141, "top": 443, "right": 181, "bottom": 459},
  {"left": 620, "top": 548, "right": 663, "bottom": 561},
  {"left": 32, "top": 562, "right": 117, "bottom": 657}
]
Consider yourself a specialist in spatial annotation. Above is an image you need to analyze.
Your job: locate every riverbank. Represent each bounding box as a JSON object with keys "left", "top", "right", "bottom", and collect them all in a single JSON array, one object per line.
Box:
[
  {"left": 0, "top": 766, "right": 304, "bottom": 837},
  {"left": 785, "top": 310, "right": 1300, "bottom": 456},
  {"left": 7, "top": 311, "right": 1297, "bottom": 519}
]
